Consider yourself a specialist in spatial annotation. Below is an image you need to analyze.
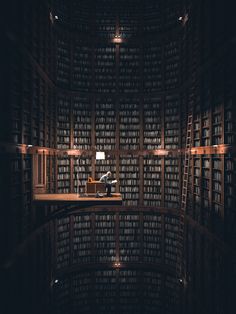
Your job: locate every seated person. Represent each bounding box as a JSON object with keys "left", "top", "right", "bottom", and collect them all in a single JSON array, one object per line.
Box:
[{"left": 99, "top": 171, "right": 117, "bottom": 197}]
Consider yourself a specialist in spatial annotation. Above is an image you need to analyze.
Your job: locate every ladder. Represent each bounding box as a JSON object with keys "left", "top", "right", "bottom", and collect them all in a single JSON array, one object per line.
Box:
[
  {"left": 181, "top": 113, "right": 193, "bottom": 210},
  {"left": 177, "top": 110, "right": 193, "bottom": 282}
]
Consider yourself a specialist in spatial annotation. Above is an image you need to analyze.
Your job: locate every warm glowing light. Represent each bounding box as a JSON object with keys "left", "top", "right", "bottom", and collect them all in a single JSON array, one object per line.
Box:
[
  {"left": 114, "top": 262, "right": 121, "bottom": 268},
  {"left": 113, "top": 35, "right": 122, "bottom": 43},
  {"left": 67, "top": 149, "right": 82, "bottom": 156},
  {"left": 37, "top": 149, "right": 46, "bottom": 153},
  {"left": 96, "top": 152, "right": 105, "bottom": 160},
  {"left": 153, "top": 149, "right": 168, "bottom": 156}
]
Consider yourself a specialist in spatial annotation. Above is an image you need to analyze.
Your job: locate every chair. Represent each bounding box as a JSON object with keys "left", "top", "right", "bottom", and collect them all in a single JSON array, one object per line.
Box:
[{"left": 86, "top": 177, "right": 106, "bottom": 194}]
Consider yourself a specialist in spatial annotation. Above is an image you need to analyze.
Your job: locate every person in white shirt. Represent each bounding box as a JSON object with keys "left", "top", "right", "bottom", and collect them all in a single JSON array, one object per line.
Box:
[{"left": 99, "top": 171, "right": 117, "bottom": 197}]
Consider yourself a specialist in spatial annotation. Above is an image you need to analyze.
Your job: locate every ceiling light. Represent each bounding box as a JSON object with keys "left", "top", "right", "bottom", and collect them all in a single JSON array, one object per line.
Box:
[{"left": 113, "top": 35, "right": 122, "bottom": 44}]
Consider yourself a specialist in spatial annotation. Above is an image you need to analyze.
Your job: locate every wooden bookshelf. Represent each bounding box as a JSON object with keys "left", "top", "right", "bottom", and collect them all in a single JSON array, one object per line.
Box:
[
  {"left": 3, "top": 2, "right": 236, "bottom": 314},
  {"left": 6, "top": 0, "right": 235, "bottom": 234}
]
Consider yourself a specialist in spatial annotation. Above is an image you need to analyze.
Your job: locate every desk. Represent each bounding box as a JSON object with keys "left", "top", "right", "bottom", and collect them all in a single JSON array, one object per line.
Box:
[{"left": 86, "top": 182, "right": 106, "bottom": 194}]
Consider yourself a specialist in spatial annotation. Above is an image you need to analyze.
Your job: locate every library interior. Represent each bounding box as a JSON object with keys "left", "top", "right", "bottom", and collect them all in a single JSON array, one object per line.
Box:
[{"left": 1, "top": 0, "right": 236, "bottom": 313}]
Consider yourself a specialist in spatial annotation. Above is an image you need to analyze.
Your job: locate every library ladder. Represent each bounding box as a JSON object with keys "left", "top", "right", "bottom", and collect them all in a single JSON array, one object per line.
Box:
[{"left": 177, "top": 110, "right": 193, "bottom": 283}]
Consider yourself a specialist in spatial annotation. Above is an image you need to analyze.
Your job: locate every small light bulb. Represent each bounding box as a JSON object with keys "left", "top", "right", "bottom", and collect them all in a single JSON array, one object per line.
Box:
[
  {"left": 54, "top": 279, "right": 59, "bottom": 284},
  {"left": 55, "top": 15, "right": 59, "bottom": 20}
]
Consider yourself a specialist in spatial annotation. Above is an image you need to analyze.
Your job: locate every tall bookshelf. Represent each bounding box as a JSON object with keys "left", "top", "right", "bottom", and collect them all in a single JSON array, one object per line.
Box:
[
  {"left": 57, "top": 156, "right": 70, "bottom": 194},
  {"left": 54, "top": 276, "right": 70, "bottom": 314},
  {"left": 94, "top": 46, "right": 116, "bottom": 93},
  {"left": 118, "top": 269, "right": 140, "bottom": 312},
  {"left": 21, "top": 154, "right": 32, "bottom": 237},
  {"left": 202, "top": 155, "right": 211, "bottom": 228},
  {"left": 57, "top": 95, "right": 71, "bottom": 150},
  {"left": 56, "top": 35, "right": 71, "bottom": 88},
  {"left": 95, "top": 98, "right": 116, "bottom": 151},
  {"left": 39, "top": 78, "right": 46, "bottom": 147},
  {"left": 3, "top": 1, "right": 236, "bottom": 313},
  {"left": 9, "top": 154, "right": 23, "bottom": 244},
  {"left": 143, "top": 0, "right": 161, "bottom": 34},
  {"left": 163, "top": 0, "right": 181, "bottom": 31},
  {"left": 9, "top": 48, "right": 22, "bottom": 145},
  {"left": 119, "top": 155, "right": 140, "bottom": 206},
  {"left": 143, "top": 156, "right": 162, "bottom": 207},
  {"left": 22, "top": 58, "right": 32, "bottom": 145},
  {"left": 72, "top": 272, "right": 91, "bottom": 313},
  {"left": 164, "top": 215, "right": 179, "bottom": 267},
  {"left": 164, "top": 39, "right": 180, "bottom": 90},
  {"left": 212, "top": 155, "right": 223, "bottom": 236},
  {"left": 224, "top": 98, "right": 234, "bottom": 145},
  {"left": 52, "top": 209, "right": 185, "bottom": 312},
  {"left": 73, "top": 156, "right": 92, "bottom": 194},
  {"left": 224, "top": 154, "right": 236, "bottom": 244},
  {"left": 73, "top": 214, "right": 92, "bottom": 264},
  {"left": 70, "top": 0, "right": 90, "bottom": 33},
  {"left": 119, "top": 99, "right": 140, "bottom": 150},
  {"left": 143, "top": 214, "right": 162, "bottom": 263},
  {"left": 119, "top": 213, "right": 140, "bottom": 262},
  {"left": 72, "top": 40, "right": 91, "bottom": 92},
  {"left": 193, "top": 102, "right": 201, "bottom": 147},
  {"left": 94, "top": 213, "right": 116, "bottom": 263},
  {"left": 212, "top": 101, "right": 223, "bottom": 145},
  {"left": 54, "top": 211, "right": 181, "bottom": 269},
  {"left": 56, "top": 216, "right": 70, "bottom": 270},
  {"left": 164, "top": 94, "right": 180, "bottom": 150},
  {"left": 32, "top": 72, "right": 40, "bottom": 146},
  {"left": 94, "top": 3, "right": 116, "bottom": 40},
  {"left": 164, "top": 157, "right": 180, "bottom": 209},
  {"left": 119, "top": 2, "right": 140, "bottom": 40},
  {"left": 119, "top": 47, "right": 140, "bottom": 93},
  {"left": 192, "top": 155, "right": 201, "bottom": 222},
  {"left": 94, "top": 270, "right": 117, "bottom": 312},
  {"left": 54, "top": 268, "right": 181, "bottom": 314},
  {"left": 4, "top": 0, "right": 235, "bottom": 241},
  {"left": 143, "top": 42, "right": 163, "bottom": 91},
  {"left": 73, "top": 95, "right": 91, "bottom": 150},
  {"left": 165, "top": 274, "right": 180, "bottom": 313},
  {"left": 143, "top": 271, "right": 162, "bottom": 312},
  {"left": 143, "top": 97, "right": 162, "bottom": 149}
]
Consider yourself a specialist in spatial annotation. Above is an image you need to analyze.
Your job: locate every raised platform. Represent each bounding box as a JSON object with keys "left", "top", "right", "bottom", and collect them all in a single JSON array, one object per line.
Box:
[{"left": 33, "top": 193, "right": 122, "bottom": 206}]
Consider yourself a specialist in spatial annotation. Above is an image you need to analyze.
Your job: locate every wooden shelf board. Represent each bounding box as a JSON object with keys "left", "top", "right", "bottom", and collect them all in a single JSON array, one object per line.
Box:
[{"left": 33, "top": 193, "right": 122, "bottom": 205}]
